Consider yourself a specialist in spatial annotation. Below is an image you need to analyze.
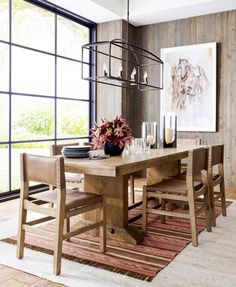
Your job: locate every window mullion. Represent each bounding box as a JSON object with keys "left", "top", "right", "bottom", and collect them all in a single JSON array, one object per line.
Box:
[
  {"left": 9, "top": 0, "right": 12, "bottom": 192},
  {"left": 54, "top": 13, "right": 57, "bottom": 145}
]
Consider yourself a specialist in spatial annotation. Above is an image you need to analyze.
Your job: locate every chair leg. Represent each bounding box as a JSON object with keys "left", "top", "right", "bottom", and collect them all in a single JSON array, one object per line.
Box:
[
  {"left": 220, "top": 181, "right": 227, "bottom": 217},
  {"left": 161, "top": 199, "right": 166, "bottom": 224},
  {"left": 129, "top": 175, "right": 135, "bottom": 204},
  {"left": 204, "top": 191, "right": 212, "bottom": 232},
  {"left": 63, "top": 218, "right": 70, "bottom": 242},
  {"left": 188, "top": 199, "right": 198, "bottom": 247},
  {"left": 142, "top": 186, "right": 147, "bottom": 234},
  {"left": 100, "top": 198, "right": 106, "bottom": 253},
  {"left": 208, "top": 185, "right": 216, "bottom": 227},
  {"left": 53, "top": 211, "right": 65, "bottom": 275},
  {"left": 16, "top": 201, "right": 27, "bottom": 259}
]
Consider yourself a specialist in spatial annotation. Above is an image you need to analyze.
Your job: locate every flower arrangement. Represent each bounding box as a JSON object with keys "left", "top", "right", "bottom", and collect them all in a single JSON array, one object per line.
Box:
[{"left": 91, "top": 116, "right": 133, "bottom": 150}]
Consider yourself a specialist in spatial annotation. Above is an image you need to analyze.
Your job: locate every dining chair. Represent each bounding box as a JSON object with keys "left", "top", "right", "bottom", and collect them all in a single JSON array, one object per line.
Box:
[
  {"left": 208, "top": 144, "right": 226, "bottom": 227},
  {"left": 50, "top": 143, "right": 84, "bottom": 188},
  {"left": 142, "top": 147, "right": 211, "bottom": 246},
  {"left": 17, "top": 153, "right": 106, "bottom": 275},
  {"left": 178, "top": 138, "right": 201, "bottom": 173}
]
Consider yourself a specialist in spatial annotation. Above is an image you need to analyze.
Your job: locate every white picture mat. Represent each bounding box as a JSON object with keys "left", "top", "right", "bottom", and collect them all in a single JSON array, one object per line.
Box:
[{"left": 160, "top": 42, "right": 217, "bottom": 132}]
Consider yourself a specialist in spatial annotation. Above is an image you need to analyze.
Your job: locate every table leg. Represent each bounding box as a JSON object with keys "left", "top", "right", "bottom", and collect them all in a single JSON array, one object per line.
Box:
[{"left": 84, "top": 174, "right": 143, "bottom": 244}]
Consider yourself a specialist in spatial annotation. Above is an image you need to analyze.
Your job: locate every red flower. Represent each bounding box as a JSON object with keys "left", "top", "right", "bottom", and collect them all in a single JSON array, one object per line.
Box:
[{"left": 90, "top": 116, "right": 133, "bottom": 149}]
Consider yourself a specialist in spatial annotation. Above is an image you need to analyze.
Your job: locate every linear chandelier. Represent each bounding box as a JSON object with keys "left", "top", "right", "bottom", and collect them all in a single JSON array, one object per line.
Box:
[{"left": 81, "top": 0, "right": 163, "bottom": 91}]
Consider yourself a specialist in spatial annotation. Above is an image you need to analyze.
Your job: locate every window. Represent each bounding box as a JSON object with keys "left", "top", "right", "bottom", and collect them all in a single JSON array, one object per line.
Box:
[{"left": 0, "top": 0, "right": 95, "bottom": 195}]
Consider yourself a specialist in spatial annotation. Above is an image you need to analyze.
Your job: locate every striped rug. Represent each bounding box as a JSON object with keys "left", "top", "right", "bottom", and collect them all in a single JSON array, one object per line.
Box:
[{"left": 2, "top": 202, "right": 227, "bottom": 282}]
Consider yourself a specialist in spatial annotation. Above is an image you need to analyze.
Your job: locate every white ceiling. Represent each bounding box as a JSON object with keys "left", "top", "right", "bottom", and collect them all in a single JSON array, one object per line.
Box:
[{"left": 48, "top": 0, "right": 236, "bottom": 26}]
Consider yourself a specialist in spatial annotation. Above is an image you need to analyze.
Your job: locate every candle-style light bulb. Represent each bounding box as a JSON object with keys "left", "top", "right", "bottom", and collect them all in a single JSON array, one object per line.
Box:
[
  {"left": 143, "top": 70, "right": 148, "bottom": 84},
  {"left": 103, "top": 63, "right": 108, "bottom": 76},
  {"left": 130, "top": 68, "right": 136, "bottom": 81},
  {"left": 119, "top": 65, "right": 123, "bottom": 78}
]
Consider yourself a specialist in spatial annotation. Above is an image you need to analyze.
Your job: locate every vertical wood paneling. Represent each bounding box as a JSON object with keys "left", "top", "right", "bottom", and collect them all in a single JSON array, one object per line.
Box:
[
  {"left": 96, "top": 20, "right": 136, "bottom": 133},
  {"left": 97, "top": 11, "right": 236, "bottom": 186},
  {"left": 96, "top": 20, "right": 123, "bottom": 122},
  {"left": 134, "top": 10, "right": 236, "bottom": 186}
]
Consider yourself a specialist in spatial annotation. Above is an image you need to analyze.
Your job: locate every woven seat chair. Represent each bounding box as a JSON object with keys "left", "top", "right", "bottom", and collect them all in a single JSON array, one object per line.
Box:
[
  {"left": 178, "top": 138, "right": 201, "bottom": 173},
  {"left": 17, "top": 153, "right": 106, "bottom": 275},
  {"left": 208, "top": 144, "right": 226, "bottom": 227},
  {"left": 142, "top": 147, "right": 211, "bottom": 247},
  {"left": 51, "top": 143, "right": 84, "bottom": 189}
]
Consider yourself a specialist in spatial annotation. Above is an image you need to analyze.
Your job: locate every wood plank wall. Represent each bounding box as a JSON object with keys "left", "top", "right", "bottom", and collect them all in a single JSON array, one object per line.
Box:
[
  {"left": 97, "top": 11, "right": 236, "bottom": 186},
  {"left": 135, "top": 11, "right": 236, "bottom": 186},
  {"left": 96, "top": 20, "right": 136, "bottom": 131},
  {"left": 96, "top": 20, "right": 123, "bottom": 121}
]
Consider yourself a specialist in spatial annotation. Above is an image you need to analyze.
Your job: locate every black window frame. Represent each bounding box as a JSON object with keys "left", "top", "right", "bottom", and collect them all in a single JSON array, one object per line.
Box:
[{"left": 0, "top": 0, "right": 96, "bottom": 200}]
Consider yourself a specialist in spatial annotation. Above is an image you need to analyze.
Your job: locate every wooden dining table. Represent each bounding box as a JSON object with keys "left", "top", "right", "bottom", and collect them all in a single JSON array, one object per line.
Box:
[{"left": 64, "top": 146, "right": 196, "bottom": 244}]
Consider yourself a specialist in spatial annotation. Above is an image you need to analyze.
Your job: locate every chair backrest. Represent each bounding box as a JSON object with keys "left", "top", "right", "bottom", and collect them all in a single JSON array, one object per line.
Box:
[
  {"left": 209, "top": 144, "right": 224, "bottom": 167},
  {"left": 178, "top": 138, "right": 201, "bottom": 146},
  {"left": 21, "top": 153, "right": 66, "bottom": 188},
  {"left": 50, "top": 143, "right": 80, "bottom": 156},
  {"left": 179, "top": 138, "right": 201, "bottom": 168},
  {"left": 186, "top": 147, "right": 208, "bottom": 180}
]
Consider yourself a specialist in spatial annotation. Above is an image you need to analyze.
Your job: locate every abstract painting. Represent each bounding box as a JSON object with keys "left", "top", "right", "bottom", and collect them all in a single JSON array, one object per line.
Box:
[{"left": 160, "top": 42, "right": 217, "bottom": 132}]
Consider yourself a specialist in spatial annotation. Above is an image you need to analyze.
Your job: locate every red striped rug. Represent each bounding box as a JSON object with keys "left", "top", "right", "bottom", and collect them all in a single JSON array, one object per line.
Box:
[{"left": 2, "top": 202, "right": 228, "bottom": 281}]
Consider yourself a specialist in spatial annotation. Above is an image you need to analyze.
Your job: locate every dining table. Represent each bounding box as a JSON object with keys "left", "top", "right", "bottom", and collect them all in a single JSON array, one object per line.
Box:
[{"left": 64, "top": 146, "right": 197, "bottom": 244}]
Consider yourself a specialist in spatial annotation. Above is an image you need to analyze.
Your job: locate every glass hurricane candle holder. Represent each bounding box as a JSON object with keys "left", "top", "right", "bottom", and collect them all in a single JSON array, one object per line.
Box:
[
  {"left": 163, "top": 114, "right": 177, "bottom": 148},
  {"left": 142, "top": 122, "right": 158, "bottom": 152}
]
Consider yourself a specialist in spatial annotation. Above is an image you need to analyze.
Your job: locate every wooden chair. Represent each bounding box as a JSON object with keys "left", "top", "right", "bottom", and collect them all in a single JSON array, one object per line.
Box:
[
  {"left": 208, "top": 144, "right": 226, "bottom": 227},
  {"left": 178, "top": 138, "right": 201, "bottom": 173},
  {"left": 17, "top": 153, "right": 106, "bottom": 275},
  {"left": 142, "top": 147, "right": 211, "bottom": 246},
  {"left": 50, "top": 143, "right": 84, "bottom": 188}
]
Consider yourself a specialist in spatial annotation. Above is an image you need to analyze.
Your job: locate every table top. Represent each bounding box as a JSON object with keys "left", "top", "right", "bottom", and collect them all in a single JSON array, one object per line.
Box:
[{"left": 64, "top": 145, "right": 200, "bottom": 177}]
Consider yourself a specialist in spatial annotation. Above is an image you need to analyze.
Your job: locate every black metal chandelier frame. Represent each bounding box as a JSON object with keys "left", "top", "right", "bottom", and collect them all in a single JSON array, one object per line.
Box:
[{"left": 81, "top": 0, "right": 164, "bottom": 91}]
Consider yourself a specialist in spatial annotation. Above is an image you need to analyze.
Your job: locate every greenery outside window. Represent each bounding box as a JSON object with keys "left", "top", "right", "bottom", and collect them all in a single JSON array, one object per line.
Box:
[{"left": 0, "top": 0, "right": 96, "bottom": 196}]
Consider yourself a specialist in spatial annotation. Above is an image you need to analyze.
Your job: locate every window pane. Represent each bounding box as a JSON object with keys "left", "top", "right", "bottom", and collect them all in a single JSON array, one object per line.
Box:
[
  {"left": 0, "top": 0, "right": 9, "bottom": 41},
  {"left": 0, "top": 43, "right": 9, "bottom": 91},
  {"left": 0, "top": 94, "right": 9, "bottom": 142},
  {"left": 0, "top": 145, "right": 9, "bottom": 193},
  {"left": 57, "top": 100, "right": 89, "bottom": 138},
  {"left": 12, "top": 46, "right": 55, "bottom": 96},
  {"left": 11, "top": 142, "right": 52, "bottom": 190},
  {"left": 0, "top": 1, "right": 92, "bottom": 195},
  {"left": 12, "top": 0, "right": 54, "bottom": 52},
  {"left": 57, "top": 58, "right": 89, "bottom": 99},
  {"left": 57, "top": 16, "right": 89, "bottom": 61},
  {"left": 12, "top": 95, "right": 54, "bottom": 141}
]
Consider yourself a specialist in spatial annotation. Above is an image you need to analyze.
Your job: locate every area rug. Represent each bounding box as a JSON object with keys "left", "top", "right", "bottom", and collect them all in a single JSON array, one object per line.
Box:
[{"left": 1, "top": 202, "right": 228, "bottom": 282}]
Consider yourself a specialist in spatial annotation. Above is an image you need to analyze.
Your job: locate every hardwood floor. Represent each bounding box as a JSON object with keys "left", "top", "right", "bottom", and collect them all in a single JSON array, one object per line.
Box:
[
  {"left": 0, "top": 179, "right": 235, "bottom": 286},
  {"left": 0, "top": 264, "right": 65, "bottom": 287}
]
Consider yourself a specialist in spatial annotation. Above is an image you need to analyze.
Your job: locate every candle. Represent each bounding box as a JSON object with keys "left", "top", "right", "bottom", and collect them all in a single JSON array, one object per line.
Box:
[
  {"left": 119, "top": 65, "right": 123, "bottom": 78},
  {"left": 130, "top": 67, "right": 136, "bottom": 81},
  {"left": 147, "top": 134, "right": 155, "bottom": 145},
  {"left": 165, "top": 128, "right": 173, "bottom": 144},
  {"left": 103, "top": 63, "right": 108, "bottom": 76},
  {"left": 143, "top": 70, "right": 148, "bottom": 84}
]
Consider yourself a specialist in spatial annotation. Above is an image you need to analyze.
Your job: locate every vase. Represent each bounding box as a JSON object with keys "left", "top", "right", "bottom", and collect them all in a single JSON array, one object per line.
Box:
[
  {"left": 162, "top": 113, "right": 177, "bottom": 148},
  {"left": 104, "top": 142, "right": 124, "bottom": 156},
  {"left": 142, "top": 122, "right": 158, "bottom": 149}
]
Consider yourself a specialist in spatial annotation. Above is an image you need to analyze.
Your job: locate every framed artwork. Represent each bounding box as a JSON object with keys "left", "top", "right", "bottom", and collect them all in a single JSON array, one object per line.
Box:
[{"left": 160, "top": 42, "right": 217, "bottom": 132}]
